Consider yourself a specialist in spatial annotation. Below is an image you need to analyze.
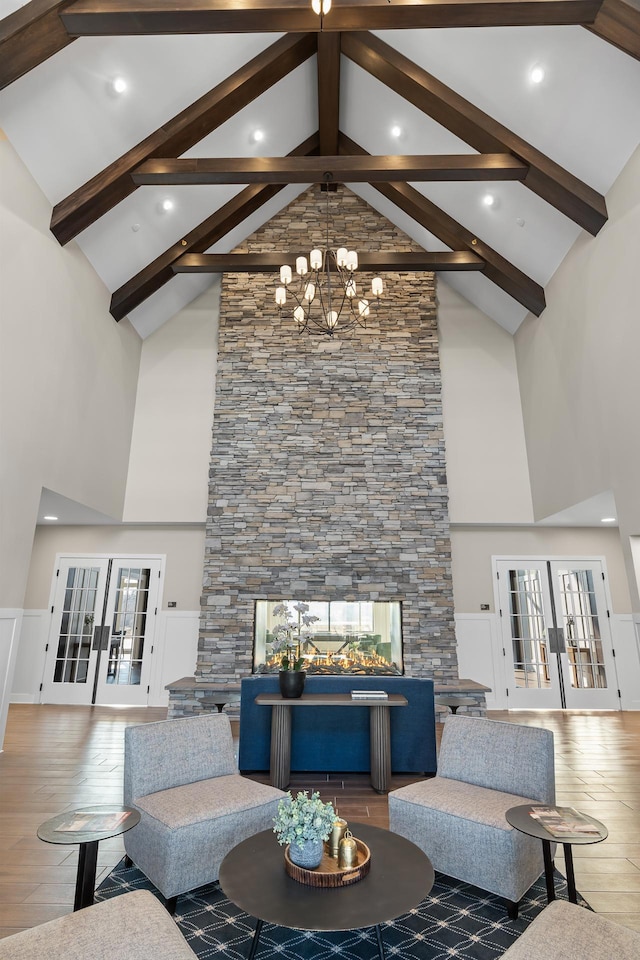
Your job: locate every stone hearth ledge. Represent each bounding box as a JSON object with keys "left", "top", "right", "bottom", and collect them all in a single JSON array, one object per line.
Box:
[{"left": 166, "top": 677, "right": 489, "bottom": 720}]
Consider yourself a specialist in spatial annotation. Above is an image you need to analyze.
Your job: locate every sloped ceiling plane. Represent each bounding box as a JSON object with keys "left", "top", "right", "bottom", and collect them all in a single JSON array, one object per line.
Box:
[{"left": 1, "top": 0, "right": 639, "bottom": 338}]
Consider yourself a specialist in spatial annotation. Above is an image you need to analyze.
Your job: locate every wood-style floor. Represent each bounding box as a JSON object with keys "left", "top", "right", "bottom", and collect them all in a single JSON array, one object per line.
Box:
[{"left": 0, "top": 704, "right": 639, "bottom": 941}]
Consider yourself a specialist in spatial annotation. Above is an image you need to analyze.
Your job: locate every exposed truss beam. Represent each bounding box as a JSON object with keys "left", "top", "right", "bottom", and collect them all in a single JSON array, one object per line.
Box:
[
  {"left": 339, "top": 134, "right": 546, "bottom": 316},
  {"left": 317, "top": 33, "right": 341, "bottom": 159},
  {"left": 50, "top": 32, "right": 315, "bottom": 245},
  {"left": 109, "top": 134, "right": 319, "bottom": 322},
  {"left": 131, "top": 154, "right": 529, "bottom": 185},
  {"left": 342, "top": 31, "right": 608, "bottom": 235},
  {"left": 586, "top": 0, "right": 640, "bottom": 60},
  {"left": 1, "top": 0, "right": 635, "bottom": 94},
  {"left": 60, "top": 0, "right": 604, "bottom": 35},
  {"left": 172, "top": 251, "right": 485, "bottom": 273},
  {"left": 0, "top": 0, "right": 76, "bottom": 90}
]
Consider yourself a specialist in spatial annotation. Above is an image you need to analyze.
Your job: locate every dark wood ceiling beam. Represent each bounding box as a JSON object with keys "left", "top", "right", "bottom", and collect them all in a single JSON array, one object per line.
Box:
[
  {"left": 60, "top": 0, "right": 604, "bottom": 35},
  {"left": 49, "top": 32, "right": 315, "bottom": 245},
  {"left": 109, "top": 133, "right": 319, "bottom": 321},
  {"left": 585, "top": 0, "right": 640, "bottom": 60},
  {"left": 317, "top": 32, "right": 341, "bottom": 162},
  {"left": 342, "top": 31, "right": 607, "bottom": 235},
  {"left": 339, "top": 134, "right": 545, "bottom": 316},
  {"left": 173, "top": 251, "right": 485, "bottom": 273},
  {"left": 1, "top": 0, "right": 634, "bottom": 94},
  {"left": 0, "top": 0, "right": 75, "bottom": 90},
  {"left": 131, "top": 154, "right": 529, "bottom": 185}
]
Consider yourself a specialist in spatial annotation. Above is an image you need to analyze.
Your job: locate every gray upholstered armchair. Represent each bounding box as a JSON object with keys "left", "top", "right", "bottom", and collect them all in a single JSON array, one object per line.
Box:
[
  {"left": 123, "top": 713, "right": 284, "bottom": 910},
  {"left": 0, "top": 890, "right": 197, "bottom": 960},
  {"left": 388, "top": 715, "right": 555, "bottom": 917}
]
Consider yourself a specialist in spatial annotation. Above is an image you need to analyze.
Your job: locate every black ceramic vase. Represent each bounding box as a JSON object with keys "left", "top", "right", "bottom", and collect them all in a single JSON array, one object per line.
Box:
[{"left": 279, "top": 669, "right": 306, "bottom": 699}]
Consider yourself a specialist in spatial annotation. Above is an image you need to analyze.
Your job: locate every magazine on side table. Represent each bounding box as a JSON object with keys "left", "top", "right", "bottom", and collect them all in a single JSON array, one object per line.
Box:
[
  {"left": 528, "top": 806, "right": 602, "bottom": 838},
  {"left": 54, "top": 810, "right": 133, "bottom": 833}
]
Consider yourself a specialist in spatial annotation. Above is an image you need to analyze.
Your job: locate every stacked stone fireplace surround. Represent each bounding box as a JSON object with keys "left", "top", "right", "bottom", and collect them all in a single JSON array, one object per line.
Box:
[{"left": 168, "top": 186, "right": 486, "bottom": 720}]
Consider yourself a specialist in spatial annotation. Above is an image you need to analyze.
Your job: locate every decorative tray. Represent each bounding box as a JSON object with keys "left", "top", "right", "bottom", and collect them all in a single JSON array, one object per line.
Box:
[{"left": 284, "top": 838, "right": 371, "bottom": 887}]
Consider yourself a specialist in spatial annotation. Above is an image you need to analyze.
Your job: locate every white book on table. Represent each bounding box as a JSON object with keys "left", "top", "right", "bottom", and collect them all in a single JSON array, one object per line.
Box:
[{"left": 350, "top": 690, "right": 389, "bottom": 699}]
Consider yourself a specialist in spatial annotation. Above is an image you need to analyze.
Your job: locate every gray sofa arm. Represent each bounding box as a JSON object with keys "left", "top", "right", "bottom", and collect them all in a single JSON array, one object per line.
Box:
[
  {"left": 0, "top": 890, "right": 197, "bottom": 960},
  {"left": 500, "top": 900, "right": 640, "bottom": 960}
]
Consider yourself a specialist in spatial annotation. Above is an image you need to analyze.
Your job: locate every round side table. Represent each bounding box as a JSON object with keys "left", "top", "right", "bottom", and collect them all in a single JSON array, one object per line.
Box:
[
  {"left": 506, "top": 804, "right": 607, "bottom": 905},
  {"left": 38, "top": 804, "right": 140, "bottom": 911},
  {"left": 219, "top": 822, "right": 434, "bottom": 960}
]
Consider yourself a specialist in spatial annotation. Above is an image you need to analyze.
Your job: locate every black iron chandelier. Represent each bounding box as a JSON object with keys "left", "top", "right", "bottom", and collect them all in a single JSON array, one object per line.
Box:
[{"left": 274, "top": 191, "right": 384, "bottom": 336}]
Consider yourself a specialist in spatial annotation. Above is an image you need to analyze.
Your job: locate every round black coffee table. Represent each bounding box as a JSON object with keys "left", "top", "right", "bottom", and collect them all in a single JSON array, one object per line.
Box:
[
  {"left": 506, "top": 804, "right": 607, "bottom": 905},
  {"left": 38, "top": 804, "right": 140, "bottom": 911},
  {"left": 219, "top": 822, "right": 434, "bottom": 960}
]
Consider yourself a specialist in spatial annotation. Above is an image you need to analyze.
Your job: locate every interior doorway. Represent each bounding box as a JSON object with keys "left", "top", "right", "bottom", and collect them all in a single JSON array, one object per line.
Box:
[
  {"left": 40, "top": 556, "right": 163, "bottom": 706},
  {"left": 495, "top": 558, "right": 620, "bottom": 709}
]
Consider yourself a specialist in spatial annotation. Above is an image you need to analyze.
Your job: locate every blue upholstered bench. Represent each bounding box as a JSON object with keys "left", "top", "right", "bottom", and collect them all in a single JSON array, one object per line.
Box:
[{"left": 238, "top": 675, "right": 436, "bottom": 775}]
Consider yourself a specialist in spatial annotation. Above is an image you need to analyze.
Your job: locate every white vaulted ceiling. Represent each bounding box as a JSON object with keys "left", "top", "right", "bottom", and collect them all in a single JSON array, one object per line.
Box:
[{"left": 1, "top": 3, "right": 639, "bottom": 339}]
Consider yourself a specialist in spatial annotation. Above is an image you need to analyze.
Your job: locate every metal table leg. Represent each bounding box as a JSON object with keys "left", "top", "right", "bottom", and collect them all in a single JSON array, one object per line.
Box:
[
  {"left": 74, "top": 839, "right": 99, "bottom": 911},
  {"left": 542, "top": 838, "right": 556, "bottom": 902},
  {"left": 247, "top": 918, "right": 263, "bottom": 960},
  {"left": 563, "top": 843, "right": 578, "bottom": 903},
  {"left": 374, "top": 924, "right": 387, "bottom": 959}
]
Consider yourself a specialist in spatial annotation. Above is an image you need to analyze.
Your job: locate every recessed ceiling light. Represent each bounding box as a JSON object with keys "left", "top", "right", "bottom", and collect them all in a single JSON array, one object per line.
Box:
[
  {"left": 252, "top": 129, "right": 265, "bottom": 143},
  {"left": 43, "top": 515, "right": 58, "bottom": 521},
  {"left": 110, "top": 76, "right": 128, "bottom": 95},
  {"left": 391, "top": 125, "right": 402, "bottom": 139},
  {"left": 160, "top": 198, "right": 174, "bottom": 213},
  {"left": 482, "top": 193, "right": 496, "bottom": 208},
  {"left": 601, "top": 517, "right": 617, "bottom": 523},
  {"left": 529, "top": 65, "right": 545, "bottom": 85}
]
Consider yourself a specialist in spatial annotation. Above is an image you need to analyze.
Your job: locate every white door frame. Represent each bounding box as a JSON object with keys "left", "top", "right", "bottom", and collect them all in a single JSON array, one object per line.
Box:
[
  {"left": 40, "top": 554, "right": 165, "bottom": 706},
  {"left": 493, "top": 555, "right": 621, "bottom": 710}
]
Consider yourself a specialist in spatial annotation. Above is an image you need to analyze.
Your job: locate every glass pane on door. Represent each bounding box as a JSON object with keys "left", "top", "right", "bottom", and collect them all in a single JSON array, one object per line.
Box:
[
  {"left": 53, "top": 567, "right": 100, "bottom": 685},
  {"left": 508, "top": 569, "right": 551, "bottom": 689},
  {"left": 107, "top": 567, "right": 151, "bottom": 686},
  {"left": 556, "top": 569, "right": 607, "bottom": 690}
]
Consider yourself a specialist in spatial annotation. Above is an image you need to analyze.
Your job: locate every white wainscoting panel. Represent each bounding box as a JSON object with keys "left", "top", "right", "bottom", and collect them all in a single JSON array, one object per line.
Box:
[
  {"left": 612, "top": 615, "right": 640, "bottom": 710},
  {"left": 11, "top": 610, "right": 49, "bottom": 703},
  {"left": 1, "top": 609, "right": 23, "bottom": 750},
  {"left": 454, "top": 613, "right": 505, "bottom": 710},
  {"left": 150, "top": 610, "right": 200, "bottom": 707}
]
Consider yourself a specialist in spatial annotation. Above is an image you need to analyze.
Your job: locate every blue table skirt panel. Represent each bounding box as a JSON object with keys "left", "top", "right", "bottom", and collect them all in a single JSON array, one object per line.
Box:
[{"left": 238, "top": 674, "right": 437, "bottom": 775}]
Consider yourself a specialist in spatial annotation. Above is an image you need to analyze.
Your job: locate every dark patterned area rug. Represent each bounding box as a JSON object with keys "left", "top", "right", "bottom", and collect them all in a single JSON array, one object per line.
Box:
[{"left": 96, "top": 860, "right": 588, "bottom": 959}]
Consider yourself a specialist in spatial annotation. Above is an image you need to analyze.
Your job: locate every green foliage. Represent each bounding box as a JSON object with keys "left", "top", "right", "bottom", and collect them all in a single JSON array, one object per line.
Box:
[{"left": 272, "top": 790, "right": 336, "bottom": 846}]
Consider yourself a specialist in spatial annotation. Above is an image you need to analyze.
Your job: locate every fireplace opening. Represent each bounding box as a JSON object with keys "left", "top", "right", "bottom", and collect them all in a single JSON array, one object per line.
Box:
[{"left": 253, "top": 600, "right": 403, "bottom": 675}]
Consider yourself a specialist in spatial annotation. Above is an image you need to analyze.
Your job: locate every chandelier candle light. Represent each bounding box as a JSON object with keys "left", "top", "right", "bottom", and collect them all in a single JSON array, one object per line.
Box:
[{"left": 275, "top": 194, "right": 384, "bottom": 336}]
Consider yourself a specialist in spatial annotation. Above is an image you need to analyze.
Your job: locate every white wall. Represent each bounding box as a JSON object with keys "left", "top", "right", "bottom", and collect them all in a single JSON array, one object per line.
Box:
[
  {"left": 438, "top": 281, "right": 534, "bottom": 524},
  {"left": 0, "top": 133, "right": 143, "bottom": 746},
  {"left": 11, "top": 525, "right": 205, "bottom": 704},
  {"left": 515, "top": 144, "right": 640, "bottom": 607},
  {"left": 123, "top": 283, "right": 219, "bottom": 522},
  {"left": 23, "top": 525, "right": 206, "bottom": 610},
  {"left": 450, "top": 525, "right": 632, "bottom": 614},
  {"left": 0, "top": 134, "right": 142, "bottom": 609}
]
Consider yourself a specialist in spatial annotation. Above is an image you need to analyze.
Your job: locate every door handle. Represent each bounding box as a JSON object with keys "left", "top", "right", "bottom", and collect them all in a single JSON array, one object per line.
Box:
[
  {"left": 92, "top": 626, "right": 111, "bottom": 651},
  {"left": 548, "top": 627, "right": 566, "bottom": 654}
]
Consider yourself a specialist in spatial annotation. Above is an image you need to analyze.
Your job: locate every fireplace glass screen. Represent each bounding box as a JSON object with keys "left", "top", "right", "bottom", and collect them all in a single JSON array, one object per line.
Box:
[{"left": 253, "top": 600, "right": 403, "bottom": 675}]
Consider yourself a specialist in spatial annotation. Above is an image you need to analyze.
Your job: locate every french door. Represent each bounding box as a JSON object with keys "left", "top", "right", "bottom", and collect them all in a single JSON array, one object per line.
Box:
[
  {"left": 496, "top": 558, "right": 620, "bottom": 709},
  {"left": 41, "top": 556, "right": 162, "bottom": 706}
]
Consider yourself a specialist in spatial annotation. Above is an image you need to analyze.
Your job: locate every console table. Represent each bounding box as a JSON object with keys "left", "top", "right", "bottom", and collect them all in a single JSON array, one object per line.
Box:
[{"left": 255, "top": 692, "right": 407, "bottom": 794}]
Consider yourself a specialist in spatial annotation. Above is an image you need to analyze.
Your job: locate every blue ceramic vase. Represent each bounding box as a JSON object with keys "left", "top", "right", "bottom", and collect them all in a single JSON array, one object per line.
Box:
[{"left": 288, "top": 838, "right": 324, "bottom": 869}]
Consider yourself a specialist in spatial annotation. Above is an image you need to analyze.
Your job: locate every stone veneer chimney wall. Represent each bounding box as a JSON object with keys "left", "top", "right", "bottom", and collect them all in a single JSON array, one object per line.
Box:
[{"left": 191, "top": 185, "right": 460, "bottom": 687}]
